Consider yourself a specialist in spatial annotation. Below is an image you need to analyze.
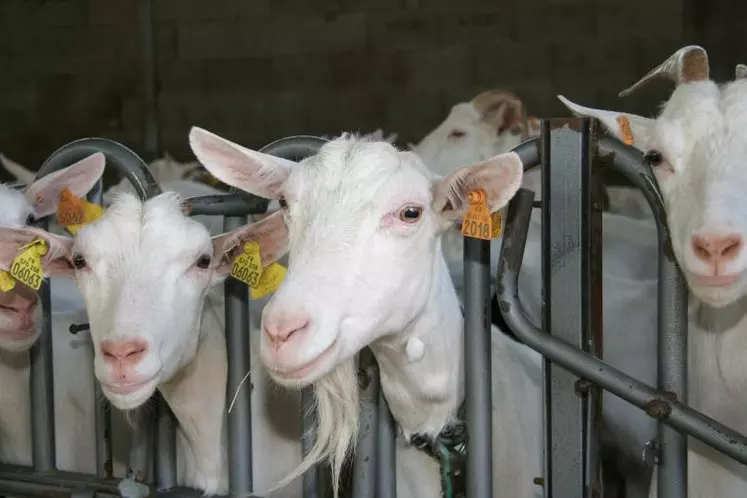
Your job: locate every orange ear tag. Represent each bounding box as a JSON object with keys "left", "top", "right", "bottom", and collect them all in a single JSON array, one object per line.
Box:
[
  {"left": 616, "top": 115, "right": 635, "bottom": 146},
  {"left": 490, "top": 211, "right": 503, "bottom": 239},
  {"left": 56, "top": 188, "right": 104, "bottom": 235},
  {"left": 461, "top": 190, "right": 493, "bottom": 241}
]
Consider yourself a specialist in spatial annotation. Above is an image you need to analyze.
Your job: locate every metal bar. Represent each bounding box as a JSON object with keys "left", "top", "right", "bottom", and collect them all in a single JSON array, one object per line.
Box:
[
  {"left": 128, "top": 408, "right": 155, "bottom": 484},
  {"left": 154, "top": 392, "right": 178, "bottom": 490},
  {"left": 94, "top": 389, "right": 112, "bottom": 478},
  {"left": 183, "top": 194, "right": 268, "bottom": 218},
  {"left": 30, "top": 262, "right": 56, "bottom": 471},
  {"left": 351, "top": 350, "right": 379, "bottom": 498},
  {"left": 463, "top": 234, "right": 492, "bottom": 498},
  {"left": 376, "top": 387, "right": 397, "bottom": 498},
  {"left": 301, "top": 387, "right": 319, "bottom": 498},
  {"left": 138, "top": 0, "right": 160, "bottom": 162},
  {"left": 541, "top": 119, "right": 600, "bottom": 497},
  {"left": 224, "top": 215, "right": 254, "bottom": 496},
  {"left": 596, "top": 137, "right": 689, "bottom": 497},
  {"left": 496, "top": 188, "right": 747, "bottom": 465}
]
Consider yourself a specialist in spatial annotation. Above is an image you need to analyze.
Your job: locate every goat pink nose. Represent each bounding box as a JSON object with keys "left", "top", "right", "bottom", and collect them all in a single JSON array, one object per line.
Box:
[
  {"left": 691, "top": 233, "right": 744, "bottom": 264},
  {"left": 263, "top": 314, "right": 310, "bottom": 347},
  {"left": 100, "top": 339, "right": 149, "bottom": 366}
]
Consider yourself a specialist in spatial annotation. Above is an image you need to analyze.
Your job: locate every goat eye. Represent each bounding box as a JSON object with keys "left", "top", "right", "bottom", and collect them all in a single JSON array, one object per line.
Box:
[
  {"left": 399, "top": 206, "right": 423, "bottom": 223},
  {"left": 195, "top": 254, "right": 212, "bottom": 269},
  {"left": 278, "top": 196, "right": 288, "bottom": 210},
  {"left": 26, "top": 214, "right": 36, "bottom": 225},
  {"left": 71, "top": 254, "right": 86, "bottom": 270},
  {"left": 644, "top": 150, "right": 664, "bottom": 167},
  {"left": 449, "top": 130, "right": 466, "bottom": 139}
]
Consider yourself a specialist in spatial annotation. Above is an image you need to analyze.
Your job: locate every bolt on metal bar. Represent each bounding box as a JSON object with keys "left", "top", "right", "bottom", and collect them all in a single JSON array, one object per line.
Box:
[
  {"left": 463, "top": 233, "right": 493, "bottom": 498},
  {"left": 376, "top": 388, "right": 397, "bottom": 498},
  {"left": 224, "top": 214, "right": 254, "bottom": 496},
  {"left": 352, "top": 349, "right": 379, "bottom": 498}
]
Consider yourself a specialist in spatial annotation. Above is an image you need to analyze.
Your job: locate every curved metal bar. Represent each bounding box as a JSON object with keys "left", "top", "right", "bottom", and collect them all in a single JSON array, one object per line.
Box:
[
  {"left": 496, "top": 188, "right": 747, "bottom": 466},
  {"left": 35, "top": 137, "right": 161, "bottom": 199},
  {"left": 598, "top": 136, "right": 688, "bottom": 495},
  {"left": 184, "top": 135, "right": 329, "bottom": 218}
]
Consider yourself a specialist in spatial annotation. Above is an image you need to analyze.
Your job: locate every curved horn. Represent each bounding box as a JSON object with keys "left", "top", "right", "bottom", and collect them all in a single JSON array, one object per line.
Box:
[
  {"left": 736, "top": 64, "right": 747, "bottom": 80},
  {"left": 619, "top": 45, "right": 709, "bottom": 98}
]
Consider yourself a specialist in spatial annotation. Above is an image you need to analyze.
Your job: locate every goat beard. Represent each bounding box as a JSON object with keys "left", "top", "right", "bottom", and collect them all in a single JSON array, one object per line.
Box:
[{"left": 254, "top": 358, "right": 360, "bottom": 498}]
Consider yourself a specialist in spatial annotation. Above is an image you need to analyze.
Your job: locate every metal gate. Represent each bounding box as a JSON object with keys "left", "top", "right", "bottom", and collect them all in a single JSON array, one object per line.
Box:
[{"left": 3, "top": 117, "right": 747, "bottom": 498}]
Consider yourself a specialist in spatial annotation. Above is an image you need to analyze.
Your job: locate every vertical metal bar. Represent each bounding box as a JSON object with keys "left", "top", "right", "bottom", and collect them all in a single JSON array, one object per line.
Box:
[
  {"left": 657, "top": 232, "right": 689, "bottom": 496},
  {"left": 301, "top": 387, "right": 319, "bottom": 498},
  {"left": 154, "top": 392, "right": 177, "bottom": 489},
  {"left": 94, "top": 388, "right": 112, "bottom": 478},
  {"left": 352, "top": 350, "right": 379, "bottom": 498},
  {"left": 463, "top": 234, "right": 492, "bottom": 498},
  {"left": 138, "top": 0, "right": 160, "bottom": 162},
  {"left": 376, "top": 388, "right": 397, "bottom": 498},
  {"left": 541, "top": 118, "right": 598, "bottom": 497},
  {"left": 30, "top": 217, "right": 56, "bottom": 471},
  {"left": 128, "top": 408, "right": 154, "bottom": 483},
  {"left": 225, "top": 215, "right": 254, "bottom": 495}
]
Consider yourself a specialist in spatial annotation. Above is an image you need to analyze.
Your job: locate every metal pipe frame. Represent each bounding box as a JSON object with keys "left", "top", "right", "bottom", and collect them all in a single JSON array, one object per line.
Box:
[
  {"left": 498, "top": 132, "right": 747, "bottom": 487},
  {"left": 352, "top": 349, "right": 379, "bottom": 498},
  {"left": 463, "top": 234, "right": 493, "bottom": 497}
]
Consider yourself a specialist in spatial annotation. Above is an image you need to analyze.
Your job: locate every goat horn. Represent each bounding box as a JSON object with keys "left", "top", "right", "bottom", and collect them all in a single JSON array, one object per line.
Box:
[
  {"left": 736, "top": 64, "right": 747, "bottom": 80},
  {"left": 619, "top": 45, "right": 709, "bottom": 98}
]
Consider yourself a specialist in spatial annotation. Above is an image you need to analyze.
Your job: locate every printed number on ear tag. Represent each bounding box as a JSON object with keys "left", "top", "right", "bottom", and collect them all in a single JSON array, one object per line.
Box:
[
  {"left": 0, "top": 270, "right": 16, "bottom": 292},
  {"left": 10, "top": 238, "right": 47, "bottom": 291},
  {"left": 461, "top": 190, "right": 493, "bottom": 241},
  {"left": 231, "top": 241, "right": 264, "bottom": 287},
  {"left": 250, "top": 263, "right": 287, "bottom": 300},
  {"left": 57, "top": 188, "right": 104, "bottom": 236}
]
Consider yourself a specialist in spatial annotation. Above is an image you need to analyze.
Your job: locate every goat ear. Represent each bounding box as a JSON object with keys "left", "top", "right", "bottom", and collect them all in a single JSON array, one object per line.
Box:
[
  {"left": 24, "top": 152, "right": 106, "bottom": 219},
  {"left": 557, "top": 95, "right": 652, "bottom": 151},
  {"left": 0, "top": 227, "right": 75, "bottom": 278},
  {"left": 471, "top": 90, "right": 525, "bottom": 136},
  {"left": 432, "top": 151, "right": 523, "bottom": 223},
  {"left": 189, "top": 127, "right": 297, "bottom": 200},
  {"left": 0, "top": 154, "right": 36, "bottom": 185},
  {"left": 211, "top": 211, "right": 289, "bottom": 277}
]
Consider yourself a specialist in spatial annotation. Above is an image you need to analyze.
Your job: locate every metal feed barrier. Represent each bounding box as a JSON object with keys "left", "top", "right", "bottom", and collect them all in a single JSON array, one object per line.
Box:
[{"left": 3, "top": 117, "right": 747, "bottom": 498}]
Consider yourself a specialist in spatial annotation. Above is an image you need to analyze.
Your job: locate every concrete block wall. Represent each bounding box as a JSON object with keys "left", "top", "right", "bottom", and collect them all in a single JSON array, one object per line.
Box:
[{"left": 0, "top": 0, "right": 687, "bottom": 180}]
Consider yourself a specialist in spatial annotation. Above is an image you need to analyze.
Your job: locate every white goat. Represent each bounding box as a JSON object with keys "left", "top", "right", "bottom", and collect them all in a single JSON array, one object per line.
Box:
[
  {"left": 0, "top": 193, "right": 304, "bottom": 496},
  {"left": 0, "top": 153, "right": 108, "bottom": 473},
  {"left": 559, "top": 45, "right": 747, "bottom": 498},
  {"left": 189, "top": 129, "right": 548, "bottom": 497}
]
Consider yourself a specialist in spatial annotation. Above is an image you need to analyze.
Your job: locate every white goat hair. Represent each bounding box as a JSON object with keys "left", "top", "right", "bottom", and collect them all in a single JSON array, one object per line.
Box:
[
  {"left": 559, "top": 45, "right": 747, "bottom": 498},
  {"left": 0, "top": 193, "right": 304, "bottom": 496},
  {"left": 0, "top": 154, "right": 116, "bottom": 474},
  {"left": 187, "top": 129, "right": 562, "bottom": 497}
]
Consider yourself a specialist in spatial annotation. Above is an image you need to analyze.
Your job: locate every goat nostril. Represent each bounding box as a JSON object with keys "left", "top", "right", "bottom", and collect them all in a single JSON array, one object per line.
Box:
[{"left": 127, "top": 347, "right": 146, "bottom": 358}]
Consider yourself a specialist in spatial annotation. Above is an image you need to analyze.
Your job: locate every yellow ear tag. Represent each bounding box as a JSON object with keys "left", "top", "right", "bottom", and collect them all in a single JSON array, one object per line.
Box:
[
  {"left": 0, "top": 270, "right": 16, "bottom": 292},
  {"left": 461, "top": 189, "right": 493, "bottom": 241},
  {"left": 616, "top": 115, "right": 635, "bottom": 146},
  {"left": 490, "top": 211, "right": 503, "bottom": 239},
  {"left": 10, "top": 238, "right": 47, "bottom": 291},
  {"left": 250, "top": 262, "right": 287, "bottom": 300},
  {"left": 57, "top": 188, "right": 104, "bottom": 236},
  {"left": 231, "top": 241, "right": 264, "bottom": 287}
]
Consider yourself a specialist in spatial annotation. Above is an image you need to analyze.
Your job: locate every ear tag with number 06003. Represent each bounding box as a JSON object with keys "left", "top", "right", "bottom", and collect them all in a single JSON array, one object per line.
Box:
[
  {"left": 461, "top": 189, "right": 493, "bottom": 241},
  {"left": 57, "top": 188, "right": 104, "bottom": 236},
  {"left": 10, "top": 238, "right": 47, "bottom": 291},
  {"left": 231, "top": 241, "right": 264, "bottom": 287}
]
